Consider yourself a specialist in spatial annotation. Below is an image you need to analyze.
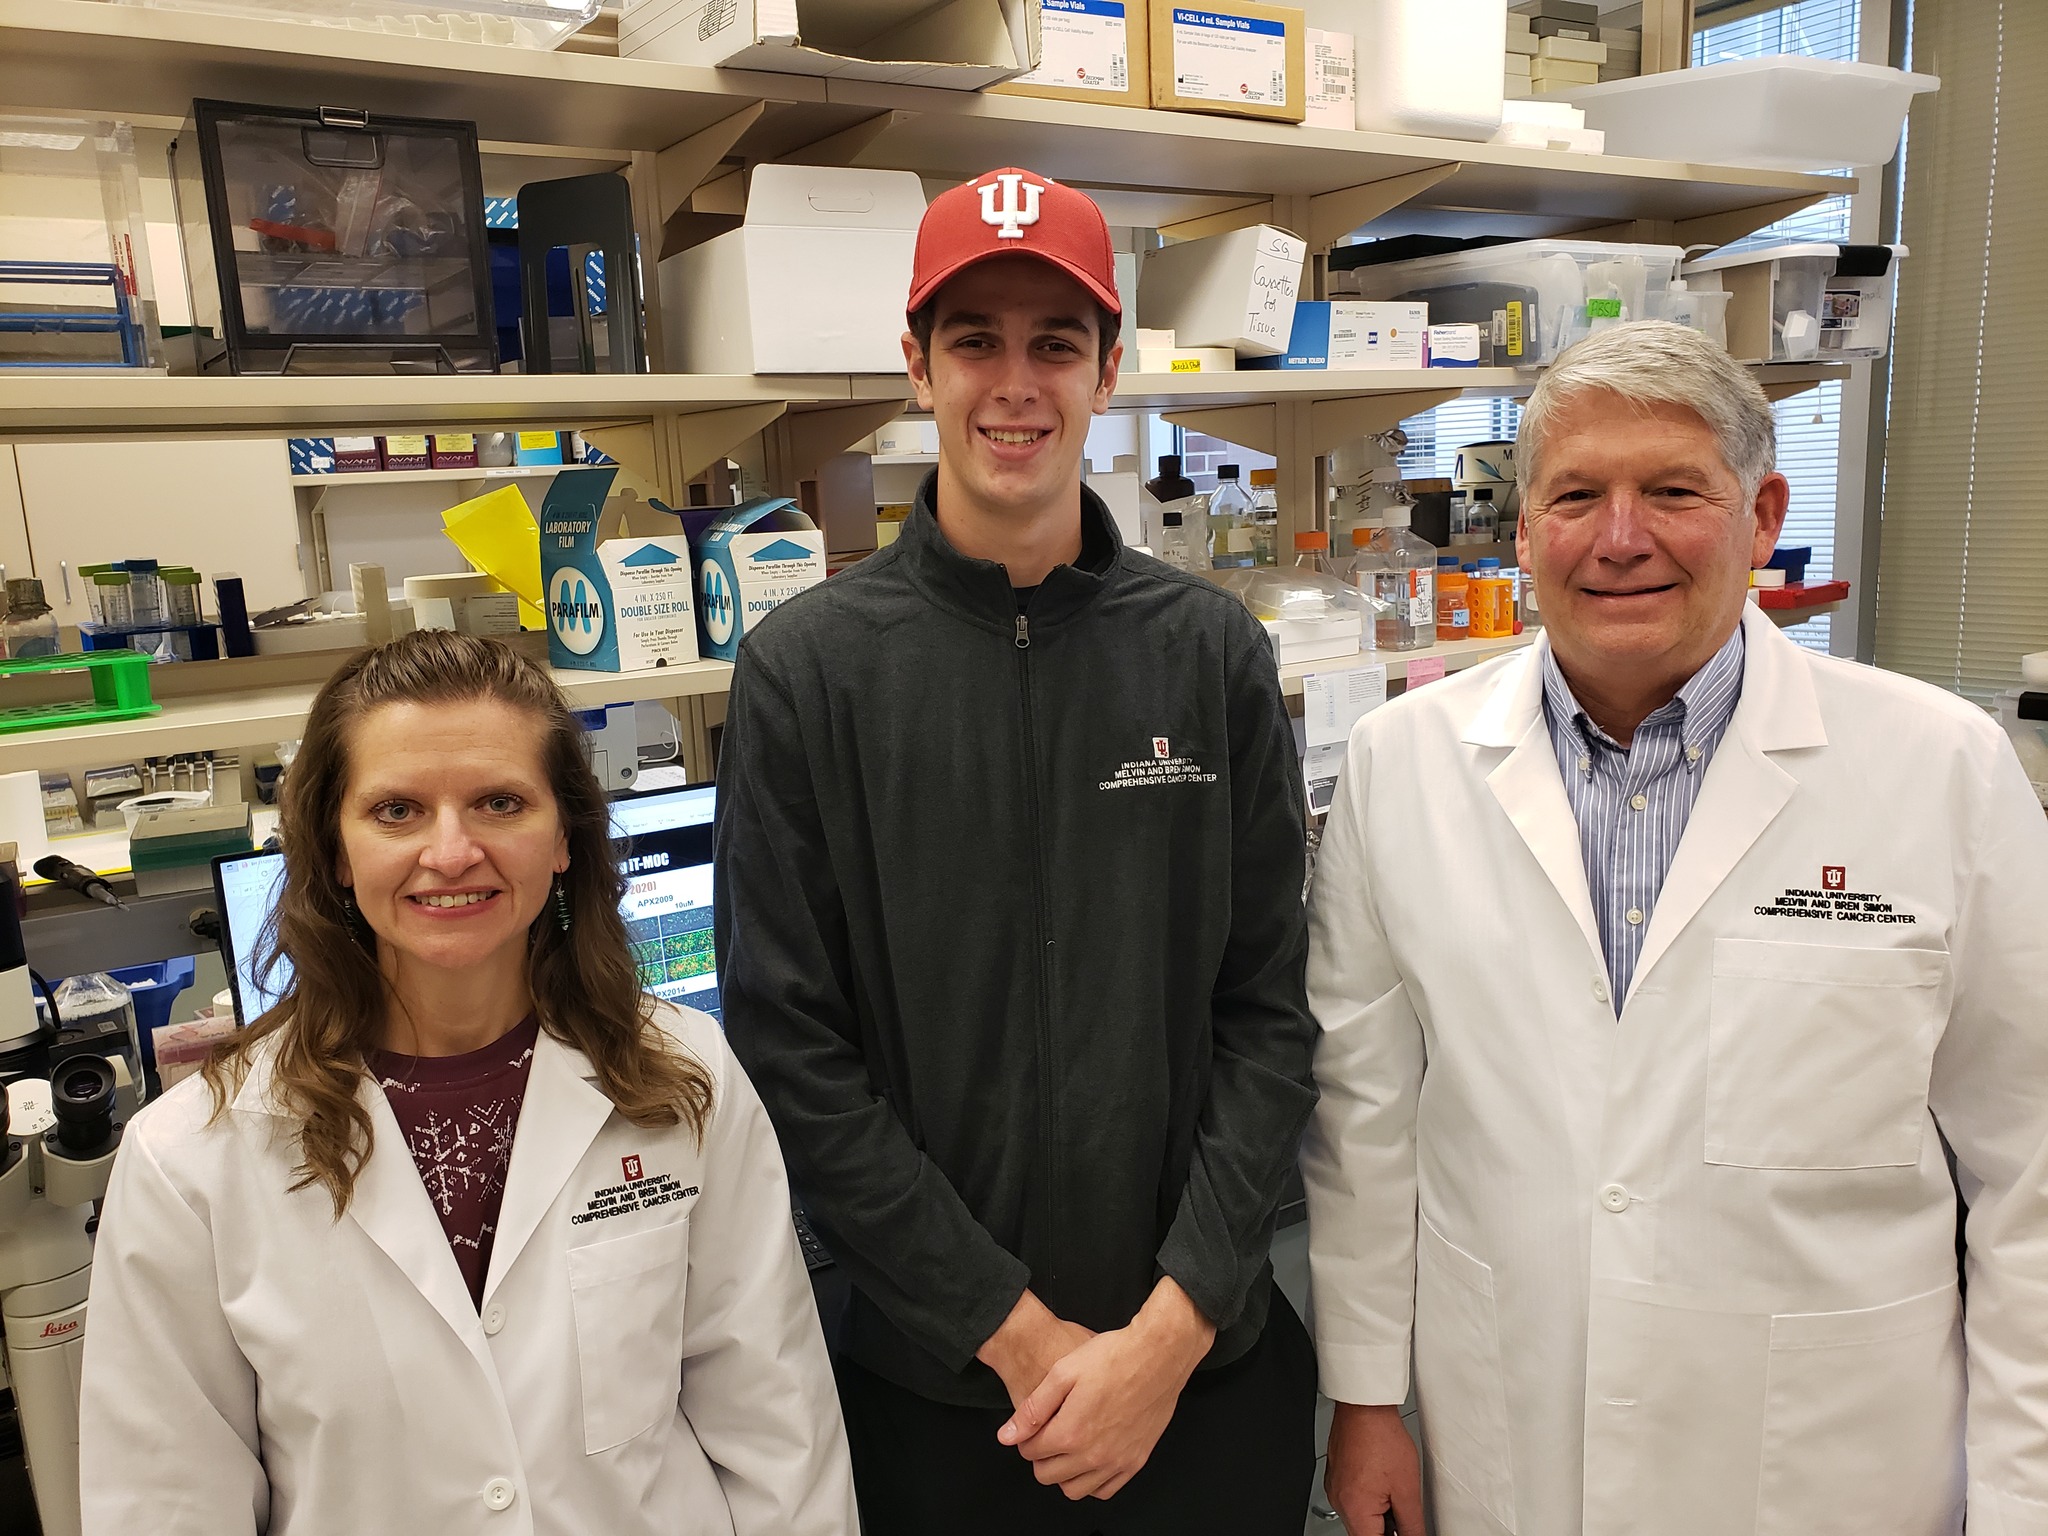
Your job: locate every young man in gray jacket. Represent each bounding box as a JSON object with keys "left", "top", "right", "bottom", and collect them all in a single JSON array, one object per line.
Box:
[{"left": 715, "top": 167, "right": 1318, "bottom": 1534}]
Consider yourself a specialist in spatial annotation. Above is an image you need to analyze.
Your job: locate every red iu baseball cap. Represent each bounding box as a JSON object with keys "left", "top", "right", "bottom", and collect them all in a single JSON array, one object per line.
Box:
[{"left": 907, "top": 167, "right": 1120, "bottom": 320}]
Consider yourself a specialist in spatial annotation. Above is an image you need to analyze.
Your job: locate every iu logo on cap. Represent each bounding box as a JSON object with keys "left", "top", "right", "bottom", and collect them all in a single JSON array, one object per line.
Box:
[
  {"left": 1822, "top": 866, "right": 1847, "bottom": 891},
  {"left": 979, "top": 172, "right": 1044, "bottom": 240},
  {"left": 623, "top": 1155, "right": 645, "bottom": 1181}
]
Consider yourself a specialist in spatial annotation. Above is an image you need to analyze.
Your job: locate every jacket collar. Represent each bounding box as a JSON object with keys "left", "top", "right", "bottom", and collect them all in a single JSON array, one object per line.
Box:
[
  {"left": 1464, "top": 604, "right": 1829, "bottom": 1005},
  {"left": 894, "top": 468, "right": 1121, "bottom": 635}
]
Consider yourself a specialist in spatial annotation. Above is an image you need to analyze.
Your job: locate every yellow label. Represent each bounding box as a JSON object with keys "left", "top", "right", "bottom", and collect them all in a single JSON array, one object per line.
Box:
[
  {"left": 517, "top": 430, "right": 559, "bottom": 451},
  {"left": 433, "top": 433, "right": 476, "bottom": 451},
  {"left": 382, "top": 433, "right": 429, "bottom": 456},
  {"left": 1505, "top": 300, "right": 1525, "bottom": 359},
  {"left": 1171, "top": 357, "right": 1203, "bottom": 373}
]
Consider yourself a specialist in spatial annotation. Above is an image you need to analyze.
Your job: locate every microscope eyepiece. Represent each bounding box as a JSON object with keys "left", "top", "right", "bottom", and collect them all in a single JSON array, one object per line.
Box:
[{"left": 49, "top": 1054, "right": 116, "bottom": 1156}]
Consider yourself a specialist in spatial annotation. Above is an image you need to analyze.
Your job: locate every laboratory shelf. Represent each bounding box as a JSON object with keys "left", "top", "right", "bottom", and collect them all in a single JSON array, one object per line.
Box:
[
  {"left": 0, "top": 655, "right": 733, "bottom": 776},
  {"left": 0, "top": 373, "right": 881, "bottom": 437},
  {"left": 0, "top": 0, "right": 1851, "bottom": 238},
  {"left": 1278, "top": 634, "right": 1534, "bottom": 697},
  {"left": 291, "top": 465, "right": 568, "bottom": 487}
]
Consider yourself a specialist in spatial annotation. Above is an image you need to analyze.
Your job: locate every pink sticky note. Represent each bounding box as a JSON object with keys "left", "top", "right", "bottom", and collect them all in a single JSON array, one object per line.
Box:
[{"left": 1405, "top": 656, "right": 1448, "bottom": 688}]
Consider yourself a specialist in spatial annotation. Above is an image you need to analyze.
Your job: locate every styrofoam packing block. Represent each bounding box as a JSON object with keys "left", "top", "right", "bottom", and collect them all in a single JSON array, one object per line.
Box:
[
  {"left": 1538, "top": 35, "right": 1606, "bottom": 63},
  {"left": 1502, "top": 99, "right": 1586, "bottom": 127}
]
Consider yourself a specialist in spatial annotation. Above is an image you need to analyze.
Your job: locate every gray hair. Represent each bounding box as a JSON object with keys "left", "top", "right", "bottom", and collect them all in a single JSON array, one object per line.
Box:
[{"left": 1516, "top": 321, "right": 1776, "bottom": 496}]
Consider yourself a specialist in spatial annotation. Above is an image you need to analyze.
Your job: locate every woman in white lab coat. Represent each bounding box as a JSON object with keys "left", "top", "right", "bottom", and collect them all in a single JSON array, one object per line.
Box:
[{"left": 77, "top": 630, "right": 856, "bottom": 1536}]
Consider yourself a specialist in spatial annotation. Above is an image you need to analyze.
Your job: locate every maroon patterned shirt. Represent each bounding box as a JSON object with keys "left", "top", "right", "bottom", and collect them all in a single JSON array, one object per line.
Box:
[{"left": 368, "top": 1015, "right": 540, "bottom": 1307}]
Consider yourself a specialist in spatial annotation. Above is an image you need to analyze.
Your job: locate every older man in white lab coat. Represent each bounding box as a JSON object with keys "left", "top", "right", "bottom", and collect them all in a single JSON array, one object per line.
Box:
[{"left": 1304, "top": 321, "right": 2048, "bottom": 1536}]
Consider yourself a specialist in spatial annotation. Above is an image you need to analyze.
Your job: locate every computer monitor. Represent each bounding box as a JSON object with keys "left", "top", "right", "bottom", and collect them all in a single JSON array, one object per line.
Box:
[{"left": 209, "top": 780, "right": 720, "bottom": 1024}]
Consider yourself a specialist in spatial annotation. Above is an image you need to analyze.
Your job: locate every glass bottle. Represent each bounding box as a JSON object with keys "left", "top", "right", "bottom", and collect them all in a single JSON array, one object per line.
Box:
[
  {"left": 1248, "top": 468, "right": 1280, "bottom": 566},
  {"left": 1207, "top": 464, "right": 1255, "bottom": 567},
  {"left": 1156, "top": 510, "right": 1202, "bottom": 574},
  {"left": 1144, "top": 454, "right": 1200, "bottom": 555},
  {"left": 1292, "top": 530, "right": 1336, "bottom": 578},
  {"left": 2, "top": 578, "right": 60, "bottom": 659},
  {"left": 1468, "top": 487, "right": 1500, "bottom": 543}
]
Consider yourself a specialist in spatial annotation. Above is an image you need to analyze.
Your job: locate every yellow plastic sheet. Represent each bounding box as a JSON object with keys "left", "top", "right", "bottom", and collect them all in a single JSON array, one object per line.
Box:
[{"left": 441, "top": 485, "right": 545, "bottom": 629}]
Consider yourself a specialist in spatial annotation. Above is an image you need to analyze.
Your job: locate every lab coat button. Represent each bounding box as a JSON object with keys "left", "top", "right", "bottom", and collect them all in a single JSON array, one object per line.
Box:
[
  {"left": 483, "top": 1304, "right": 506, "bottom": 1336},
  {"left": 482, "top": 1478, "right": 516, "bottom": 1511},
  {"left": 1600, "top": 1184, "right": 1630, "bottom": 1213},
  {"left": 1593, "top": 978, "right": 1611, "bottom": 1003}
]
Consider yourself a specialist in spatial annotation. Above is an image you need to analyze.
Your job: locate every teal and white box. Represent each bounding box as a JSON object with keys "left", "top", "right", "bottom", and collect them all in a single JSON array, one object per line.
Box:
[
  {"left": 691, "top": 497, "right": 827, "bottom": 662},
  {"left": 1241, "top": 301, "right": 1331, "bottom": 370},
  {"left": 540, "top": 467, "right": 701, "bottom": 674}
]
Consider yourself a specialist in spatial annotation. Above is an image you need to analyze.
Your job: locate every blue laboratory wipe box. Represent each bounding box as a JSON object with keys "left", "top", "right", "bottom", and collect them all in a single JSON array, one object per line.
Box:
[
  {"left": 1240, "top": 301, "right": 1332, "bottom": 370},
  {"left": 540, "top": 466, "right": 701, "bottom": 674},
  {"left": 690, "top": 497, "right": 827, "bottom": 662}
]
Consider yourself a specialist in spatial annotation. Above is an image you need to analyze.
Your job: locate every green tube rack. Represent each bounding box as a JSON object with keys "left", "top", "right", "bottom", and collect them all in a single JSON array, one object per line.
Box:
[{"left": 0, "top": 650, "right": 160, "bottom": 735}]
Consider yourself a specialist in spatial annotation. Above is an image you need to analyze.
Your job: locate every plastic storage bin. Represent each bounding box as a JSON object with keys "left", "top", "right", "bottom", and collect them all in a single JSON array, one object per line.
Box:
[
  {"left": 1559, "top": 57, "right": 1937, "bottom": 171},
  {"left": 118, "top": 0, "right": 599, "bottom": 47},
  {"left": 0, "top": 115, "right": 164, "bottom": 371},
  {"left": 1350, "top": 0, "right": 1507, "bottom": 143},
  {"left": 1682, "top": 243, "right": 1906, "bottom": 362},
  {"left": 1213, "top": 565, "right": 1368, "bottom": 667},
  {"left": 1340, "top": 238, "right": 1685, "bottom": 367},
  {"left": 174, "top": 100, "right": 497, "bottom": 375}
]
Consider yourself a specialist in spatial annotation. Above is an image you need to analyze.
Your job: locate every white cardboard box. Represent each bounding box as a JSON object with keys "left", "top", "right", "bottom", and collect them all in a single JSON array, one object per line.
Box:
[
  {"left": 620, "top": 0, "right": 1040, "bottom": 88},
  {"left": 659, "top": 165, "right": 926, "bottom": 374},
  {"left": 1330, "top": 301, "right": 1428, "bottom": 369},
  {"left": 1137, "top": 223, "right": 1307, "bottom": 357},
  {"left": 1305, "top": 27, "right": 1356, "bottom": 129}
]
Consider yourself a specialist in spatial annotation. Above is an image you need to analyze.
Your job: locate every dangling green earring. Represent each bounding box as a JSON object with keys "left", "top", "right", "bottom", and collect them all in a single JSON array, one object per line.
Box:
[{"left": 553, "top": 874, "right": 572, "bottom": 933}]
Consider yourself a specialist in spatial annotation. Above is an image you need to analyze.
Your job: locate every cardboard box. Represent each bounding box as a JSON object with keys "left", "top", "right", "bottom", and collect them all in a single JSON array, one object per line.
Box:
[
  {"left": 516, "top": 431, "right": 565, "bottom": 466},
  {"left": 619, "top": 0, "right": 1040, "bottom": 89},
  {"left": 1151, "top": 3, "right": 1306, "bottom": 124},
  {"left": 993, "top": 0, "right": 1150, "bottom": 107},
  {"left": 380, "top": 433, "right": 430, "bottom": 472},
  {"left": 1240, "top": 300, "right": 1330, "bottom": 369},
  {"left": 540, "top": 467, "right": 701, "bottom": 674},
  {"left": 661, "top": 165, "right": 925, "bottom": 375},
  {"left": 1513, "top": 0, "right": 1598, "bottom": 23},
  {"left": 1137, "top": 222, "right": 1307, "bottom": 357},
  {"left": 1304, "top": 27, "right": 1355, "bottom": 129},
  {"left": 333, "top": 435, "right": 380, "bottom": 472},
  {"left": 1330, "top": 301, "right": 1427, "bottom": 369},
  {"left": 691, "top": 498, "right": 827, "bottom": 662},
  {"left": 1537, "top": 35, "right": 1605, "bottom": 63},
  {"left": 1530, "top": 58, "right": 1599, "bottom": 86},
  {"left": 1427, "top": 323, "right": 1483, "bottom": 367},
  {"left": 431, "top": 433, "right": 479, "bottom": 469},
  {"left": 289, "top": 437, "right": 335, "bottom": 475},
  {"left": 1530, "top": 15, "right": 1594, "bottom": 38}
]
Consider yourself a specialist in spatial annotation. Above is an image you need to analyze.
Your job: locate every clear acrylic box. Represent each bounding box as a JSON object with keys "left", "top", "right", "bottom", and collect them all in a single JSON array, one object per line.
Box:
[
  {"left": 118, "top": 0, "right": 600, "bottom": 48},
  {"left": 0, "top": 114, "right": 165, "bottom": 371}
]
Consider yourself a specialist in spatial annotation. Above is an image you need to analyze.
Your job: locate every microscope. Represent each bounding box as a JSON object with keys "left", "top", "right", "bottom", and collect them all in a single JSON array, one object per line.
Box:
[{"left": 0, "top": 859, "right": 135, "bottom": 1536}]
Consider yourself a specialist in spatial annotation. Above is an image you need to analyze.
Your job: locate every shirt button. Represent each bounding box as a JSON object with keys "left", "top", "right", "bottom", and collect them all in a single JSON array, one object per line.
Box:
[
  {"left": 483, "top": 1304, "right": 506, "bottom": 1336},
  {"left": 482, "top": 1478, "right": 516, "bottom": 1512},
  {"left": 1630, "top": 793, "right": 1648, "bottom": 811},
  {"left": 1578, "top": 755, "right": 1592, "bottom": 774},
  {"left": 1627, "top": 907, "right": 1645, "bottom": 926},
  {"left": 1685, "top": 745, "right": 1702, "bottom": 763},
  {"left": 1600, "top": 1184, "right": 1631, "bottom": 1213},
  {"left": 1593, "top": 978, "right": 1611, "bottom": 1003}
]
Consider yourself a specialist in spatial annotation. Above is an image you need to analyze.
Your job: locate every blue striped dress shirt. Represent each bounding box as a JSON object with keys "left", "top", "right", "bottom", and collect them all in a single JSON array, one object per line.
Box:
[{"left": 1540, "top": 626, "right": 1747, "bottom": 1010}]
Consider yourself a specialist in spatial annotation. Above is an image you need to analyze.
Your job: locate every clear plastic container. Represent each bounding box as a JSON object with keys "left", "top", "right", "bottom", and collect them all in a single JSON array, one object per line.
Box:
[
  {"left": 119, "top": 0, "right": 600, "bottom": 47},
  {"left": 123, "top": 559, "right": 165, "bottom": 626},
  {"left": 1342, "top": 238, "right": 1687, "bottom": 367},
  {"left": 1293, "top": 530, "right": 1337, "bottom": 579},
  {"left": 1350, "top": 516, "right": 1438, "bottom": 653},
  {"left": 1215, "top": 564, "right": 1369, "bottom": 667},
  {"left": 163, "top": 568, "right": 205, "bottom": 627},
  {"left": 1647, "top": 282, "right": 1733, "bottom": 352},
  {"left": 1683, "top": 244, "right": 1905, "bottom": 362},
  {"left": 94, "top": 570, "right": 136, "bottom": 628},
  {"left": 1156, "top": 511, "right": 1203, "bottom": 575},
  {"left": 0, "top": 115, "right": 165, "bottom": 371},
  {"left": 1558, "top": 58, "right": 1938, "bottom": 172},
  {"left": 1467, "top": 488, "right": 1500, "bottom": 543},
  {"left": 1248, "top": 469, "right": 1280, "bottom": 567}
]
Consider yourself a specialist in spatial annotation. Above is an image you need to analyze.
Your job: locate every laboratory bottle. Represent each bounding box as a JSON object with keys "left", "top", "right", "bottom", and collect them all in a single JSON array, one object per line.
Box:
[
  {"left": 1, "top": 578, "right": 60, "bottom": 659},
  {"left": 1248, "top": 468, "right": 1280, "bottom": 565},
  {"left": 1468, "top": 487, "right": 1500, "bottom": 543},
  {"left": 1144, "top": 454, "right": 1198, "bottom": 553},
  {"left": 162, "top": 568, "right": 204, "bottom": 628},
  {"left": 1519, "top": 567, "right": 1544, "bottom": 630},
  {"left": 1292, "top": 530, "right": 1336, "bottom": 578},
  {"left": 94, "top": 571, "right": 136, "bottom": 630},
  {"left": 123, "top": 559, "right": 165, "bottom": 627},
  {"left": 1156, "top": 511, "right": 1202, "bottom": 574},
  {"left": 1435, "top": 557, "right": 1471, "bottom": 642},
  {"left": 1208, "top": 464, "right": 1255, "bottom": 566},
  {"left": 1357, "top": 513, "right": 1439, "bottom": 652}
]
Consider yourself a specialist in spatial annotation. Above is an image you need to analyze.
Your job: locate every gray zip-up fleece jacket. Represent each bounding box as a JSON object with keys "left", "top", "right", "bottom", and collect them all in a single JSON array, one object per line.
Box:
[{"left": 714, "top": 474, "right": 1318, "bottom": 1408}]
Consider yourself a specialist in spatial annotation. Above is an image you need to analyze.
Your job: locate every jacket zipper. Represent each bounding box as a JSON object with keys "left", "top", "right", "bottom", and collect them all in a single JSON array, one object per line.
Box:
[{"left": 1014, "top": 611, "right": 1060, "bottom": 1291}]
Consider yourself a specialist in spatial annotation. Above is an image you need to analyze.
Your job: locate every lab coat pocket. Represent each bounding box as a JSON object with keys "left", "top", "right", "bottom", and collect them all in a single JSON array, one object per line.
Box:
[
  {"left": 1706, "top": 939, "right": 1947, "bottom": 1169},
  {"left": 1414, "top": 1215, "right": 1517, "bottom": 1532},
  {"left": 568, "top": 1218, "right": 691, "bottom": 1454},
  {"left": 1755, "top": 1285, "right": 1964, "bottom": 1536}
]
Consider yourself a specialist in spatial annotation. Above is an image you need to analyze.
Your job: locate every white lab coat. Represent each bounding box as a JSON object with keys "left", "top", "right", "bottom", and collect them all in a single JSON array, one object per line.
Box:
[
  {"left": 1303, "top": 606, "right": 2048, "bottom": 1536},
  {"left": 77, "top": 1001, "right": 857, "bottom": 1536}
]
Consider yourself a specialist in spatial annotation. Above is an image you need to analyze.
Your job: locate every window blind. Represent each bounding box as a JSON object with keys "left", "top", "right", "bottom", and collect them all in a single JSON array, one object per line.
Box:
[{"left": 1875, "top": 0, "right": 2048, "bottom": 702}]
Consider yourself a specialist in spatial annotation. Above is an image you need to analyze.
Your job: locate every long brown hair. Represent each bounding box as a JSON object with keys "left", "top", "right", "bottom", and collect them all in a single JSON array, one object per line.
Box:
[{"left": 205, "top": 630, "right": 714, "bottom": 1215}]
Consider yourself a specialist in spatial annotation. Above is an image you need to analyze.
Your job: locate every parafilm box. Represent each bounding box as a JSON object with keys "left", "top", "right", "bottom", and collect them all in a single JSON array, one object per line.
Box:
[
  {"left": 691, "top": 497, "right": 827, "bottom": 661},
  {"left": 541, "top": 467, "right": 700, "bottom": 674}
]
